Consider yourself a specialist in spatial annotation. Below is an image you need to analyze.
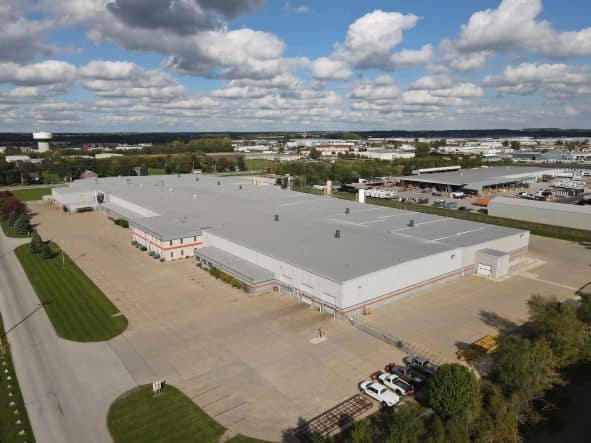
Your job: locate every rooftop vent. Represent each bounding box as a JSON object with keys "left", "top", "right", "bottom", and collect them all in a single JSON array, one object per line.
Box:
[
  {"left": 345, "top": 207, "right": 350, "bottom": 214},
  {"left": 239, "top": 185, "right": 243, "bottom": 190},
  {"left": 409, "top": 219, "right": 415, "bottom": 227},
  {"left": 335, "top": 229, "right": 341, "bottom": 238},
  {"left": 217, "top": 180, "right": 221, "bottom": 186},
  {"left": 274, "top": 214, "right": 279, "bottom": 222},
  {"left": 196, "top": 176, "right": 199, "bottom": 182}
]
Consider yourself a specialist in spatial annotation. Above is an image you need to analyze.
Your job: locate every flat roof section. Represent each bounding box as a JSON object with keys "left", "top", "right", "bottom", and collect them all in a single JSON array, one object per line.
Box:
[
  {"left": 196, "top": 247, "right": 275, "bottom": 285},
  {"left": 399, "top": 166, "right": 547, "bottom": 187},
  {"left": 489, "top": 196, "right": 591, "bottom": 215},
  {"left": 57, "top": 174, "right": 529, "bottom": 283}
]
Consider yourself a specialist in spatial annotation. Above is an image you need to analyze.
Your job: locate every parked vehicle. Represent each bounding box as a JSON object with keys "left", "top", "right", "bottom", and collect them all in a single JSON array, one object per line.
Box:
[
  {"left": 385, "top": 364, "right": 428, "bottom": 385},
  {"left": 403, "top": 356, "right": 438, "bottom": 375},
  {"left": 358, "top": 380, "right": 400, "bottom": 407},
  {"left": 431, "top": 191, "right": 442, "bottom": 196},
  {"left": 377, "top": 372, "right": 415, "bottom": 396},
  {"left": 450, "top": 192, "right": 465, "bottom": 198}
]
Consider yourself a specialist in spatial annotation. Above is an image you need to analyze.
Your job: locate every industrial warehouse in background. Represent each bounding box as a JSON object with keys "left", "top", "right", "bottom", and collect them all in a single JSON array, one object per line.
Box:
[{"left": 52, "top": 174, "right": 530, "bottom": 319}]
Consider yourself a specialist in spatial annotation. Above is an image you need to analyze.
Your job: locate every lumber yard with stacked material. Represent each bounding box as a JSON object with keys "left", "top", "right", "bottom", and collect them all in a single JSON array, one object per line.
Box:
[{"left": 52, "top": 174, "right": 529, "bottom": 319}]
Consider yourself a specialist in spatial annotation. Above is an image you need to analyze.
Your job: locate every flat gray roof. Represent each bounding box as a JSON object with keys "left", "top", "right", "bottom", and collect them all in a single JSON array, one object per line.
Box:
[
  {"left": 60, "top": 174, "right": 527, "bottom": 282},
  {"left": 489, "top": 196, "right": 591, "bottom": 214},
  {"left": 196, "top": 247, "right": 275, "bottom": 284},
  {"left": 399, "top": 166, "right": 547, "bottom": 187}
]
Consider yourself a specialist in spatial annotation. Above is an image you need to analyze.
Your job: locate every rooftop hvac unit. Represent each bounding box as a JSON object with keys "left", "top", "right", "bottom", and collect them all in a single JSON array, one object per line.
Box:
[
  {"left": 335, "top": 229, "right": 341, "bottom": 238},
  {"left": 192, "top": 194, "right": 197, "bottom": 200},
  {"left": 274, "top": 214, "right": 279, "bottom": 222}
]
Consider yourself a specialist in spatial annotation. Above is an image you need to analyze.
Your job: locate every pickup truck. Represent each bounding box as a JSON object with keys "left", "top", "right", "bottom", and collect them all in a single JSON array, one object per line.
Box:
[
  {"left": 377, "top": 372, "right": 415, "bottom": 396},
  {"left": 403, "top": 355, "right": 438, "bottom": 375},
  {"left": 385, "top": 363, "right": 427, "bottom": 386}
]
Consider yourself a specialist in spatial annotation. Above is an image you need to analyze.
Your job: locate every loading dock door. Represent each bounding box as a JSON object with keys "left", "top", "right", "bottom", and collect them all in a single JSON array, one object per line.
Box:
[{"left": 477, "top": 263, "right": 492, "bottom": 277}]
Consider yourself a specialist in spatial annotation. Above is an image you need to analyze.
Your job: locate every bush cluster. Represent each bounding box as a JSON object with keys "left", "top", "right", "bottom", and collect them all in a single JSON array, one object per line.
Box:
[
  {"left": 208, "top": 267, "right": 245, "bottom": 290},
  {"left": 0, "top": 191, "right": 31, "bottom": 234},
  {"left": 113, "top": 218, "right": 129, "bottom": 228}
]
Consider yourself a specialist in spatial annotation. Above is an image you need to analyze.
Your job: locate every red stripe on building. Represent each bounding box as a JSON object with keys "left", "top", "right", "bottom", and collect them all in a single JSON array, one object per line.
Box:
[{"left": 133, "top": 231, "right": 203, "bottom": 251}]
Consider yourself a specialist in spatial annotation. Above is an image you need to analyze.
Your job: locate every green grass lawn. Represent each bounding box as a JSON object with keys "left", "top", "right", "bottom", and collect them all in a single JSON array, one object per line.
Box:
[
  {"left": 14, "top": 242, "right": 127, "bottom": 342},
  {"left": 0, "top": 313, "right": 36, "bottom": 443},
  {"left": 0, "top": 219, "right": 30, "bottom": 238},
  {"left": 41, "top": 171, "right": 62, "bottom": 184},
  {"left": 11, "top": 188, "right": 52, "bottom": 201},
  {"left": 244, "top": 159, "right": 274, "bottom": 171},
  {"left": 148, "top": 167, "right": 166, "bottom": 175},
  {"left": 108, "top": 385, "right": 273, "bottom": 443}
]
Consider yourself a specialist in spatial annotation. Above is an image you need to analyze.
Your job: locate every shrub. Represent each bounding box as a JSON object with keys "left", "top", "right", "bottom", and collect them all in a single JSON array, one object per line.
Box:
[
  {"left": 114, "top": 218, "right": 129, "bottom": 228},
  {"left": 1, "top": 196, "right": 25, "bottom": 220},
  {"left": 140, "top": 246, "right": 147, "bottom": 252},
  {"left": 41, "top": 243, "right": 53, "bottom": 259},
  {"left": 208, "top": 266, "right": 245, "bottom": 290}
]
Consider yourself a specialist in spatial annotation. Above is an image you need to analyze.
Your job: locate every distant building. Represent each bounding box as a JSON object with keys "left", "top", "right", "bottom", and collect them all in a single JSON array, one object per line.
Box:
[
  {"left": 95, "top": 153, "right": 124, "bottom": 159},
  {"left": 5, "top": 155, "right": 31, "bottom": 163},
  {"left": 80, "top": 170, "right": 98, "bottom": 180}
]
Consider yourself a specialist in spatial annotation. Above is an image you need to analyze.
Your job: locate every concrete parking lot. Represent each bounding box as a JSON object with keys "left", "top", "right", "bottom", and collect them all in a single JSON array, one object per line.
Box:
[
  {"left": 29, "top": 201, "right": 590, "bottom": 440},
  {"left": 357, "top": 235, "right": 590, "bottom": 362},
  {"left": 30, "top": 202, "right": 404, "bottom": 441}
]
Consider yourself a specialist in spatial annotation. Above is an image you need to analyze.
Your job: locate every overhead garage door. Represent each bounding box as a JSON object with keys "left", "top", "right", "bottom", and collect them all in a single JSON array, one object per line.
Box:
[{"left": 477, "top": 263, "right": 492, "bottom": 277}]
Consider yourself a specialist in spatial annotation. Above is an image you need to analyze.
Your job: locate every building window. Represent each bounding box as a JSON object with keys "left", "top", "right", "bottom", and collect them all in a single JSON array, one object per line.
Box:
[
  {"left": 181, "top": 250, "right": 184, "bottom": 256},
  {"left": 169, "top": 240, "right": 172, "bottom": 246},
  {"left": 170, "top": 252, "right": 173, "bottom": 258},
  {"left": 193, "top": 236, "right": 196, "bottom": 242},
  {"left": 180, "top": 238, "right": 183, "bottom": 244}
]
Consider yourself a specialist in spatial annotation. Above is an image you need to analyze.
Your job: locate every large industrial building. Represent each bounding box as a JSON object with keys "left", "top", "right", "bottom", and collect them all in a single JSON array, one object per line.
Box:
[
  {"left": 489, "top": 197, "right": 591, "bottom": 231},
  {"left": 398, "top": 166, "right": 548, "bottom": 194},
  {"left": 52, "top": 174, "right": 530, "bottom": 318}
]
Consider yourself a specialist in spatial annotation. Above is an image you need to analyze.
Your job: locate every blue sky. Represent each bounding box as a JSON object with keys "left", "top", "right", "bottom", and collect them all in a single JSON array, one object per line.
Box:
[{"left": 1, "top": 0, "right": 590, "bottom": 131}]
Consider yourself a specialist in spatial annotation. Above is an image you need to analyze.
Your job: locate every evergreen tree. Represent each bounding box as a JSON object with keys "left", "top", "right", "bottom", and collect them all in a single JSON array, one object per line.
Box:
[
  {"left": 7, "top": 210, "right": 18, "bottom": 226},
  {"left": 13, "top": 213, "right": 31, "bottom": 234},
  {"left": 30, "top": 231, "right": 43, "bottom": 254}
]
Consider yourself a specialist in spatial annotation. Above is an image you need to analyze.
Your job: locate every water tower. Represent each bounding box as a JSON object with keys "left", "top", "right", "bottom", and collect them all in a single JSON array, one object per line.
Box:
[{"left": 33, "top": 132, "right": 52, "bottom": 153}]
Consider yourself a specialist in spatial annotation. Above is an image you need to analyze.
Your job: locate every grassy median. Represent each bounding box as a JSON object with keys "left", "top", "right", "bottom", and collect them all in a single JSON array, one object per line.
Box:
[
  {"left": 10, "top": 188, "right": 51, "bottom": 201},
  {"left": 108, "top": 385, "right": 272, "bottom": 443},
  {"left": 0, "top": 219, "right": 29, "bottom": 239},
  {"left": 0, "top": 313, "right": 36, "bottom": 443},
  {"left": 14, "top": 242, "right": 127, "bottom": 342}
]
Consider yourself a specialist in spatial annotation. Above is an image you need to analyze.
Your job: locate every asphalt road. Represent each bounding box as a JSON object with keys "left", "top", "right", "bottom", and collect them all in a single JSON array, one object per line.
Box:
[{"left": 0, "top": 231, "right": 135, "bottom": 443}]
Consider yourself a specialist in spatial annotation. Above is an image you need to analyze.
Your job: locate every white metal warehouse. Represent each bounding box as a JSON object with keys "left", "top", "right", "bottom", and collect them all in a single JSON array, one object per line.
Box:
[{"left": 52, "top": 174, "right": 530, "bottom": 318}]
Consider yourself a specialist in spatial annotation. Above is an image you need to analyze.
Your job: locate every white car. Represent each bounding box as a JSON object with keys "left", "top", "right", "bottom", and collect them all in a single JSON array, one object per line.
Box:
[
  {"left": 377, "top": 372, "right": 415, "bottom": 396},
  {"left": 359, "top": 380, "right": 400, "bottom": 407}
]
